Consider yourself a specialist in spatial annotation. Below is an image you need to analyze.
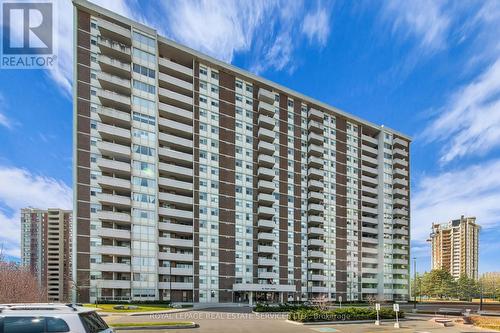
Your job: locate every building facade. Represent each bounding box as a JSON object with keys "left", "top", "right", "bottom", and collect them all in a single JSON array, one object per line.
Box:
[
  {"left": 73, "top": 0, "right": 411, "bottom": 304},
  {"left": 429, "top": 216, "right": 479, "bottom": 280},
  {"left": 20, "top": 208, "right": 73, "bottom": 301}
]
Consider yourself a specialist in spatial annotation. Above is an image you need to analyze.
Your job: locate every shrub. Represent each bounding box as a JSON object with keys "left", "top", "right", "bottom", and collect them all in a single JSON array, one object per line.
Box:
[
  {"left": 288, "top": 307, "right": 404, "bottom": 322},
  {"left": 254, "top": 303, "right": 311, "bottom": 312}
]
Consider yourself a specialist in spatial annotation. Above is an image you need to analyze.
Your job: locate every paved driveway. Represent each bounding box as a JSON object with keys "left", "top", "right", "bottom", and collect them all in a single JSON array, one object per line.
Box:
[{"left": 107, "top": 307, "right": 493, "bottom": 333}]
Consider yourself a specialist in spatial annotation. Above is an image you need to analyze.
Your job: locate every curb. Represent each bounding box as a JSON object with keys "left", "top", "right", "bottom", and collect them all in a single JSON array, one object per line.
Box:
[
  {"left": 286, "top": 318, "right": 409, "bottom": 326},
  {"left": 98, "top": 308, "right": 193, "bottom": 317},
  {"left": 113, "top": 322, "right": 197, "bottom": 330}
]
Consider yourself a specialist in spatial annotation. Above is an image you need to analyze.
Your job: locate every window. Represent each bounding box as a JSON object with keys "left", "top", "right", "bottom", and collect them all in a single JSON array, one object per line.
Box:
[
  {"left": 46, "top": 318, "right": 71, "bottom": 332},
  {"left": 133, "top": 192, "right": 156, "bottom": 203},
  {"left": 235, "top": 80, "right": 243, "bottom": 89},
  {"left": 133, "top": 63, "right": 155, "bottom": 79},
  {"left": 132, "top": 96, "right": 156, "bottom": 110},
  {"left": 133, "top": 31, "right": 156, "bottom": 48},
  {"left": 132, "top": 128, "right": 156, "bottom": 141},
  {"left": 133, "top": 112, "right": 156, "bottom": 125},
  {"left": 199, "top": 66, "right": 208, "bottom": 75},
  {"left": 79, "top": 312, "right": 109, "bottom": 333},
  {"left": 133, "top": 176, "right": 155, "bottom": 187},
  {"left": 2, "top": 317, "right": 70, "bottom": 333},
  {"left": 133, "top": 48, "right": 155, "bottom": 63},
  {"left": 133, "top": 144, "right": 155, "bottom": 156},
  {"left": 133, "top": 80, "right": 155, "bottom": 94},
  {"left": 211, "top": 71, "right": 219, "bottom": 80}
]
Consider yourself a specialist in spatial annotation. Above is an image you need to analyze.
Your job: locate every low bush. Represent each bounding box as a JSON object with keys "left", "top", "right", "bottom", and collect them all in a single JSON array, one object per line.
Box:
[
  {"left": 288, "top": 307, "right": 404, "bottom": 322},
  {"left": 254, "top": 303, "right": 311, "bottom": 312}
]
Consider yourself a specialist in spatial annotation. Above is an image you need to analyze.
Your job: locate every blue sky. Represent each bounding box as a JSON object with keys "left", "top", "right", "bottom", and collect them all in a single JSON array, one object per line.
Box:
[{"left": 0, "top": 0, "right": 499, "bottom": 273}]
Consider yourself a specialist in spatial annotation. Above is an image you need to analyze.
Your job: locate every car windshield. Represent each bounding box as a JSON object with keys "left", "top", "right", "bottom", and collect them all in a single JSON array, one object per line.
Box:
[{"left": 78, "top": 312, "right": 109, "bottom": 333}]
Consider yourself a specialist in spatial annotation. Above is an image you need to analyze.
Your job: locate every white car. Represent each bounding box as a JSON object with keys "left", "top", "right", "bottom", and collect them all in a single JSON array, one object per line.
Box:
[{"left": 0, "top": 303, "right": 113, "bottom": 333}]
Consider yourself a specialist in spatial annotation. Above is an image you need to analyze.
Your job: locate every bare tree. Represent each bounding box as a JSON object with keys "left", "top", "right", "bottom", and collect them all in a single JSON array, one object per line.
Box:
[{"left": 0, "top": 251, "right": 47, "bottom": 303}]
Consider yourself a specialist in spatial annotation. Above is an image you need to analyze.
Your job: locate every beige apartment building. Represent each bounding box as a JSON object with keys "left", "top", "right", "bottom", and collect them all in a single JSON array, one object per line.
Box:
[
  {"left": 20, "top": 208, "right": 73, "bottom": 301},
  {"left": 429, "top": 216, "right": 479, "bottom": 280},
  {"left": 73, "top": 0, "right": 411, "bottom": 304}
]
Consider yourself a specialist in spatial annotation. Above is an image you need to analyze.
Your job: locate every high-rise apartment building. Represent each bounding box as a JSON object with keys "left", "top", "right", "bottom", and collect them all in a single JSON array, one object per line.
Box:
[
  {"left": 429, "top": 216, "right": 479, "bottom": 280},
  {"left": 20, "top": 208, "right": 73, "bottom": 301},
  {"left": 73, "top": 0, "right": 411, "bottom": 304}
]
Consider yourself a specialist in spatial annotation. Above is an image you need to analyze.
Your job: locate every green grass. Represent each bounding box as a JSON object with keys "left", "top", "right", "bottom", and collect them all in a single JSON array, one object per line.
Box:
[
  {"left": 110, "top": 322, "right": 193, "bottom": 327},
  {"left": 83, "top": 303, "right": 173, "bottom": 313},
  {"left": 470, "top": 316, "right": 500, "bottom": 331}
]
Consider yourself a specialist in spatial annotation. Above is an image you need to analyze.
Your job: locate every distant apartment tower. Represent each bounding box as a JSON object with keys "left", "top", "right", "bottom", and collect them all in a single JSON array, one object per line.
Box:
[
  {"left": 428, "top": 216, "right": 479, "bottom": 280},
  {"left": 20, "top": 208, "right": 73, "bottom": 301},
  {"left": 73, "top": 0, "right": 411, "bottom": 304}
]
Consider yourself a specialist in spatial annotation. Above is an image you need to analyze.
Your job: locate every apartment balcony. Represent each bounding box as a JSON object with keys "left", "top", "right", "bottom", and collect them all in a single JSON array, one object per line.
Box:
[
  {"left": 393, "top": 188, "right": 408, "bottom": 198},
  {"left": 308, "top": 227, "right": 325, "bottom": 236},
  {"left": 258, "top": 232, "right": 275, "bottom": 242},
  {"left": 97, "top": 37, "right": 131, "bottom": 58},
  {"left": 158, "top": 57, "right": 193, "bottom": 77},
  {"left": 309, "top": 262, "right": 325, "bottom": 270},
  {"left": 158, "top": 132, "right": 193, "bottom": 151},
  {"left": 96, "top": 193, "right": 131, "bottom": 208},
  {"left": 393, "top": 178, "right": 408, "bottom": 188},
  {"left": 393, "top": 158, "right": 408, "bottom": 167},
  {"left": 95, "top": 280, "right": 131, "bottom": 289},
  {"left": 362, "top": 267, "right": 378, "bottom": 274},
  {"left": 158, "top": 207, "right": 193, "bottom": 220},
  {"left": 308, "top": 203, "right": 324, "bottom": 214},
  {"left": 393, "top": 198, "right": 408, "bottom": 207},
  {"left": 308, "top": 250, "right": 324, "bottom": 258},
  {"left": 361, "top": 257, "right": 378, "bottom": 264},
  {"left": 258, "top": 101, "right": 275, "bottom": 116},
  {"left": 158, "top": 102, "right": 192, "bottom": 123},
  {"left": 393, "top": 238, "right": 408, "bottom": 246},
  {"left": 257, "top": 127, "right": 275, "bottom": 143},
  {"left": 258, "top": 258, "right": 277, "bottom": 266},
  {"left": 394, "top": 148, "right": 408, "bottom": 158},
  {"left": 393, "top": 219, "right": 408, "bottom": 227},
  {"left": 362, "top": 226, "right": 378, "bottom": 235},
  {"left": 158, "top": 118, "right": 193, "bottom": 138},
  {"left": 307, "top": 239, "right": 325, "bottom": 247},
  {"left": 308, "top": 215, "right": 324, "bottom": 225},
  {"left": 97, "top": 158, "right": 130, "bottom": 175},
  {"left": 309, "top": 274, "right": 326, "bottom": 281},
  {"left": 258, "top": 114, "right": 275, "bottom": 130},
  {"left": 95, "top": 245, "right": 131, "bottom": 256},
  {"left": 158, "top": 282, "right": 194, "bottom": 290},
  {"left": 308, "top": 120, "right": 323, "bottom": 133},
  {"left": 98, "top": 54, "right": 131, "bottom": 78},
  {"left": 158, "top": 192, "right": 193, "bottom": 206},
  {"left": 97, "top": 106, "right": 130, "bottom": 126},
  {"left": 393, "top": 258, "right": 408, "bottom": 265},
  {"left": 361, "top": 277, "right": 378, "bottom": 284},
  {"left": 257, "top": 206, "right": 275, "bottom": 217},
  {"left": 393, "top": 269, "right": 408, "bottom": 275},
  {"left": 158, "top": 162, "right": 193, "bottom": 179},
  {"left": 393, "top": 228, "right": 409, "bottom": 236},
  {"left": 393, "top": 248, "right": 408, "bottom": 255},
  {"left": 362, "top": 164, "right": 378, "bottom": 176},
  {"left": 97, "top": 18, "right": 131, "bottom": 38},
  {"left": 97, "top": 175, "right": 131, "bottom": 191},
  {"left": 258, "top": 271, "right": 278, "bottom": 279},
  {"left": 308, "top": 108, "right": 323, "bottom": 121},
  {"left": 159, "top": 72, "right": 193, "bottom": 92},
  {"left": 362, "top": 196, "right": 378, "bottom": 205},
  {"left": 257, "top": 167, "right": 274, "bottom": 180},
  {"left": 257, "top": 154, "right": 275, "bottom": 167},
  {"left": 361, "top": 175, "right": 378, "bottom": 186},
  {"left": 362, "top": 247, "right": 378, "bottom": 254},
  {"left": 258, "top": 180, "right": 275, "bottom": 193},
  {"left": 97, "top": 140, "right": 130, "bottom": 158},
  {"left": 362, "top": 154, "right": 378, "bottom": 166},
  {"left": 97, "top": 211, "right": 131, "bottom": 224},
  {"left": 308, "top": 191, "right": 323, "bottom": 202},
  {"left": 362, "top": 206, "right": 378, "bottom": 216},
  {"left": 362, "top": 237, "right": 378, "bottom": 245},
  {"left": 393, "top": 137, "right": 408, "bottom": 148},
  {"left": 258, "top": 141, "right": 275, "bottom": 155},
  {"left": 362, "top": 135, "right": 378, "bottom": 145},
  {"left": 393, "top": 279, "right": 409, "bottom": 285},
  {"left": 258, "top": 193, "right": 275, "bottom": 205},
  {"left": 95, "top": 227, "right": 130, "bottom": 240},
  {"left": 311, "top": 286, "right": 328, "bottom": 293},
  {"left": 158, "top": 147, "right": 193, "bottom": 164},
  {"left": 97, "top": 123, "right": 130, "bottom": 142},
  {"left": 361, "top": 287, "right": 378, "bottom": 294},
  {"left": 159, "top": 87, "right": 193, "bottom": 107},
  {"left": 308, "top": 179, "right": 323, "bottom": 191},
  {"left": 258, "top": 245, "right": 276, "bottom": 254},
  {"left": 308, "top": 155, "right": 323, "bottom": 168},
  {"left": 158, "top": 222, "right": 193, "bottom": 234},
  {"left": 308, "top": 132, "right": 323, "bottom": 144},
  {"left": 308, "top": 143, "right": 323, "bottom": 157},
  {"left": 158, "top": 266, "right": 194, "bottom": 276},
  {"left": 257, "top": 219, "right": 275, "bottom": 230},
  {"left": 97, "top": 89, "right": 130, "bottom": 108},
  {"left": 158, "top": 252, "right": 193, "bottom": 262},
  {"left": 393, "top": 208, "right": 408, "bottom": 217},
  {"left": 393, "top": 167, "right": 408, "bottom": 177},
  {"left": 362, "top": 145, "right": 378, "bottom": 157},
  {"left": 257, "top": 88, "right": 275, "bottom": 104},
  {"left": 158, "top": 177, "right": 193, "bottom": 193},
  {"left": 97, "top": 72, "right": 131, "bottom": 95},
  {"left": 158, "top": 237, "right": 193, "bottom": 248},
  {"left": 93, "top": 263, "right": 130, "bottom": 272}
]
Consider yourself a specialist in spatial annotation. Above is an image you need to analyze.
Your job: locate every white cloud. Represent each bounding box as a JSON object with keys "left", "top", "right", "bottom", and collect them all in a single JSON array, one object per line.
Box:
[
  {"left": 382, "top": 0, "right": 450, "bottom": 52},
  {"left": 421, "top": 58, "right": 500, "bottom": 164},
  {"left": 0, "top": 93, "right": 13, "bottom": 130},
  {"left": 0, "top": 166, "right": 72, "bottom": 258},
  {"left": 301, "top": 6, "right": 330, "bottom": 46},
  {"left": 411, "top": 160, "right": 500, "bottom": 244}
]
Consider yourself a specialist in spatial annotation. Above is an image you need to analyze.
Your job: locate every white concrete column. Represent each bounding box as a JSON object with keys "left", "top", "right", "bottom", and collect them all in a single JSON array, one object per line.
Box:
[
  {"left": 279, "top": 292, "right": 284, "bottom": 303},
  {"left": 249, "top": 291, "right": 253, "bottom": 306}
]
